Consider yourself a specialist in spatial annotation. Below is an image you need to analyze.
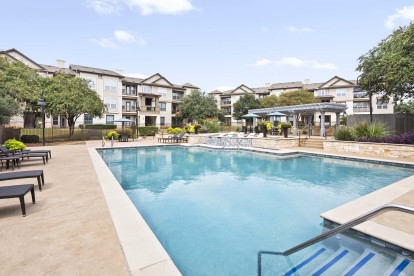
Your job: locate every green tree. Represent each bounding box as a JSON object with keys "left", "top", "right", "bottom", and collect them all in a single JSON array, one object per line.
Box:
[
  {"left": 43, "top": 73, "right": 106, "bottom": 136},
  {"left": 0, "top": 95, "right": 19, "bottom": 125},
  {"left": 356, "top": 23, "right": 414, "bottom": 101},
  {"left": 232, "top": 93, "right": 261, "bottom": 120},
  {"left": 0, "top": 57, "right": 43, "bottom": 126},
  {"left": 259, "top": 95, "right": 279, "bottom": 108},
  {"left": 179, "top": 90, "right": 223, "bottom": 122},
  {"left": 277, "top": 89, "right": 317, "bottom": 106},
  {"left": 394, "top": 101, "right": 414, "bottom": 113}
]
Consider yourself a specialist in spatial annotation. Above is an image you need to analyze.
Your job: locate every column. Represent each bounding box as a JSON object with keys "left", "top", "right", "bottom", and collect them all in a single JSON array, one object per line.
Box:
[
  {"left": 335, "top": 112, "right": 341, "bottom": 126},
  {"left": 320, "top": 111, "right": 325, "bottom": 137},
  {"left": 293, "top": 113, "right": 297, "bottom": 136}
]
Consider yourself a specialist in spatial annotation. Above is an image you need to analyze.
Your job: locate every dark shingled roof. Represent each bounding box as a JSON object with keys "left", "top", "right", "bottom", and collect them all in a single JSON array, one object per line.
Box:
[
  {"left": 270, "top": 81, "right": 303, "bottom": 90},
  {"left": 122, "top": 76, "right": 144, "bottom": 84},
  {"left": 41, "top": 64, "right": 76, "bottom": 75},
  {"left": 70, "top": 64, "right": 123, "bottom": 77}
]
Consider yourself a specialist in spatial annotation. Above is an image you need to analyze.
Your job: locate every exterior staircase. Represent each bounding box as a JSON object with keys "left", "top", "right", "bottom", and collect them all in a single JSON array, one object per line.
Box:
[{"left": 299, "top": 137, "right": 325, "bottom": 149}]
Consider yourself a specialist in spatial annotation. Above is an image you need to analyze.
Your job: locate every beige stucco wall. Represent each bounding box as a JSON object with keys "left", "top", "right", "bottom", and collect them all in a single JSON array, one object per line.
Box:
[
  {"left": 252, "top": 137, "right": 299, "bottom": 149},
  {"left": 324, "top": 140, "right": 414, "bottom": 161}
]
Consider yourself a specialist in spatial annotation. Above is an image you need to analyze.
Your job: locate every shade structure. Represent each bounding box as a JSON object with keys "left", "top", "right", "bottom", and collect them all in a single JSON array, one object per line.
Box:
[
  {"left": 242, "top": 113, "right": 260, "bottom": 118},
  {"left": 267, "top": 111, "right": 286, "bottom": 116},
  {"left": 112, "top": 118, "right": 135, "bottom": 123}
]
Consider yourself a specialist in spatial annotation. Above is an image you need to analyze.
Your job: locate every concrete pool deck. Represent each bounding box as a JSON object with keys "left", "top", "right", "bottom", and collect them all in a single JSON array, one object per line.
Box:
[{"left": 0, "top": 138, "right": 413, "bottom": 274}]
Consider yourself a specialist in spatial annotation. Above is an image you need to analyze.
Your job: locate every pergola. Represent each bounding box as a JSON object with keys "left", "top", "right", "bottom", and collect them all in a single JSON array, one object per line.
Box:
[{"left": 248, "top": 103, "right": 348, "bottom": 137}]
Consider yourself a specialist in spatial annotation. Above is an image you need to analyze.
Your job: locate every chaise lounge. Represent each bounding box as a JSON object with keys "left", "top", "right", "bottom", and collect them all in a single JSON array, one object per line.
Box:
[
  {"left": 0, "top": 170, "right": 45, "bottom": 191},
  {"left": 0, "top": 184, "right": 35, "bottom": 216},
  {"left": 0, "top": 146, "right": 48, "bottom": 165}
]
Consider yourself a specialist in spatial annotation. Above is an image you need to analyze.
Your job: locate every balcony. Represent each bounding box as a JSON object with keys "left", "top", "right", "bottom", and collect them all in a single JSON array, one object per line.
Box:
[
  {"left": 354, "top": 108, "right": 370, "bottom": 113},
  {"left": 221, "top": 100, "right": 231, "bottom": 105},
  {"left": 122, "top": 105, "right": 137, "bottom": 113},
  {"left": 172, "top": 109, "right": 180, "bottom": 114},
  {"left": 172, "top": 95, "right": 183, "bottom": 101},
  {"left": 141, "top": 106, "right": 160, "bottom": 112},
  {"left": 353, "top": 92, "right": 368, "bottom": 98}
]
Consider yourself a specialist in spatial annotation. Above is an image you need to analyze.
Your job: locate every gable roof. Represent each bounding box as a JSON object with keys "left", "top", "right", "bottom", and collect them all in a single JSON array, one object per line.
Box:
[
  {"left": 141, "top": 73, "right": 174, "bottom": 87},
  {"left": 223, "top": 84, "right": 255, "bottom": 95},
  {"left": 209, "top": 89, "right": 222, "bottom": 95},
  {"left": 122, "top": 76, "right": 144, "bottom": 84},
  {"left": 69, "top": 64, "right": 123, "bottom": 77},
  {"left": 1, "top": 48, "right": 46, "bottom": 71},
  {"left": 319, "top": 76, "right": 355, "bottom": 89},
  {"left": 182, "top": 82, "right": 199, "bottom": 89},
  {"left": 0, "top": 52, "right": 18, "bottom": 61}
]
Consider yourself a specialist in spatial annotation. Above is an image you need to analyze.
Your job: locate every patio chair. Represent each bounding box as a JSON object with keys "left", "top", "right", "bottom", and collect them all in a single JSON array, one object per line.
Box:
[
  {"left": 0, "top": 146, "right": 48, "bottom": 165},
  {"left": 175, "top": 133, "right": 188, "bottom": 143},
  {"left": 158, "top": 133, "right": 178, "bottom": 143},
  {"left": 0, "top": 155, "right": 21, "bottom": 170},
  {"left": 0, "top": 170, "right": 45, "bottom": 191},
  {"left": 0, "top": 184, "right": 35, "bottom": 216}
]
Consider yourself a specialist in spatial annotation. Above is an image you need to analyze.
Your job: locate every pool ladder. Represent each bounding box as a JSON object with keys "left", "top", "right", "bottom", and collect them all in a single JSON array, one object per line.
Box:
[{"left": 257, "top": 204, "right": 414, "bottom": 275}]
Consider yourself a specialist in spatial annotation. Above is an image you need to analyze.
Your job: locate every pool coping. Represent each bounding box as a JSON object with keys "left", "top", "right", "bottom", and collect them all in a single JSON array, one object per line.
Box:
[{"left": 89, "top": 144, "right": 414, "bottom": 274}]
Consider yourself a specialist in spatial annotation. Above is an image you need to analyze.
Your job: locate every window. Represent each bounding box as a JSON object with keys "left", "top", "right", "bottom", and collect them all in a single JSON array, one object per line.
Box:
[
  {"left": 141, "top": 85, "right": 151, "bottom": 93},
  {"left": 353, "top": 102, "right": 369, "bottom": 112},
  {"left": 104, "top": 97, "right": 117, "bottom": 109},
  {"left": 317, "top": 89, "right": 329, "bottom": 96},
  {"left": 159, "top": 102, "right": 166, "bottom": 111},
  {"left": 336, "top": 89, "right": 346, "bottom": 97},
  {"left": 83, "top": 77, "right": 96, "bottom": 89},
  {"left": 160, "top": 117, "right": 165, "bottom": 126},
  {"left": 52, "top": 116, "right": 59, "bottom": 126},
  {"left": 158, "top": 87, "right": 167, "bottom": 97},
  {"left": 84, "top": 114, "right": 93, "bottom": 124},
  {"left": 353, "top": 91, "right": 367, "bottom": 98},
  {"left": 173, "top": 91, "right": 182, "bottom": 100},
  {"left": 377, "top": 99, "right": 388, "bottom": 109},
  {"left": 106, "top": 115, "right": 114, "bottom": 124},
  {"left": 104, "top": 80, "right": 117, "bottom": 92}
]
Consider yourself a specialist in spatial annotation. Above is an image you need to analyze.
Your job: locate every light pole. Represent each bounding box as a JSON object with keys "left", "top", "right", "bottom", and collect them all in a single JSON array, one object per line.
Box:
[
  {"left": 354, "top": 75, "right": 372, "bottom": 123},
  {"left": 136, "top": 103, "right": 141, "bottom": 139},
  {"left": 37, "top": 93, "right": 47, "bottom": 146}
]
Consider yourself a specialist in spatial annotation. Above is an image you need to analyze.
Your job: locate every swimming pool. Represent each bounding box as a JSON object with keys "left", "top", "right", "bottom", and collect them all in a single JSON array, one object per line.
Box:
[{"left": 98, "top": 146, "right": 414, "bottom": 275}]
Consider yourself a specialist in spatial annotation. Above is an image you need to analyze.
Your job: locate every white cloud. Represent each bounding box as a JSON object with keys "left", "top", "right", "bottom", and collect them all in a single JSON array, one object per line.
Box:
[
  {"left": 385, "top": 6, "right": 414, "bottom": 29},
  {"left": 125, "top": 72, "right": 147, "bottom": 79},
  {"left": 114, "top": 30, "right": 136, "bottom": 43},
  {"left": 91, "top": 30, "right": 146, "bottom": 48},
  {"left": 90, "top": 38, "right": 118, "bottom": 48},
  {"left": 252, "top": 58, "right": 272, "bottom": 67},
  {"left": 275, "top": 57, "right": 337, "bottom": 70},
  {"left": 85, "top": 0, "right": 122, "bottom": 15},
  {"left": 287, "top": 26, "right": 314, "bottom": 33},
  {"left": 215, "top": 85, "right": 235, "bottom": 92},
  {"left": 87, "top": 0, "right": 194, "bottom": 15}
]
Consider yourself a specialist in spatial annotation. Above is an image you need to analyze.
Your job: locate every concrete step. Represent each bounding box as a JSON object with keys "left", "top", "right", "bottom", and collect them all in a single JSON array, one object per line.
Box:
[{"left": 300, "top": 139, "right": 324, "bottom": 149}]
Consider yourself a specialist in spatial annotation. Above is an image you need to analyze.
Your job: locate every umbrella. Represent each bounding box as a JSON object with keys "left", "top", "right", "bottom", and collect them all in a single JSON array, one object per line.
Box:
[
  {"left": 267, "top": 111, "right": 286, "bottom": 116},
  {"left": 112, "top": 118, "right": 136, "bottom": 130},
  {"left": 242, "top": 113, "right": 260, "bottom": 118}
]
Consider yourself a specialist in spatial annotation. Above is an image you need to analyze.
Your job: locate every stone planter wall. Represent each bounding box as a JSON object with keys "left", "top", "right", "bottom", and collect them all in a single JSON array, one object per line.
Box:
[
  {"left": 187, "top": 134, "right": 208, "bottom": 144},
  {"left": 324, "top": 140, "right": 414, "bottom": 161},
  {"left": 252, "top": 138, "right": 299, "bottom": 149}
]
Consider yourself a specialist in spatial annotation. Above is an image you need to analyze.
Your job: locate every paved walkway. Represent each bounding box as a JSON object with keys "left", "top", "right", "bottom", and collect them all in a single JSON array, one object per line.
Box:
[{"left": 0, "top": 137, "right": 413, "bottom": 275}]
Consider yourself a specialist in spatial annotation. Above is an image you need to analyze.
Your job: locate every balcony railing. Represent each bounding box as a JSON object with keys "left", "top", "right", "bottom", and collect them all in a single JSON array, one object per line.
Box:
[
  {"left": 353, "top": 92, "right": 368, "bottom": 98},
  {"left": 122, "top": 106, "right": 137, "bottom": 112},
  {"left": 354, "top": 107, "right": 370, "bottom": 112},
  {"left": 221, "top": 100, "right": 231, "bottom": 105},
  {"left": 173, "top": 96, "right": 183, "bottom": 101},
  {"left": 172, "top": 109, "right": 180, "bottom": 114},
  {"left": 141, "top": 106, "right": 160, "bottom": 112}
]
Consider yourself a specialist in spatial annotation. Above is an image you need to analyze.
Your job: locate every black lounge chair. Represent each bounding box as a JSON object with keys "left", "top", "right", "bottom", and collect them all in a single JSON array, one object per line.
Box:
[
  {"left": 0, "top": 184, "right": 35, "bottom": 216},
  {"left": 0, "top": 146, "right": 48, "bottom": 164},
  {"left": 0, "top": 155, "right": 21, "bottom": 170},
  {"left": 158, "top": 133, "right": 178, "bottom": 143},
  {"left": 0, "top": 170, "right": 45, "bottom": 191}
]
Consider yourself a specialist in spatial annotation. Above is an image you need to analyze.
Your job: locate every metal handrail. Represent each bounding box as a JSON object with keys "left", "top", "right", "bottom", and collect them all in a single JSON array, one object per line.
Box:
[{"left": 257, "top": 204, "right": 414, "bottom": 275}]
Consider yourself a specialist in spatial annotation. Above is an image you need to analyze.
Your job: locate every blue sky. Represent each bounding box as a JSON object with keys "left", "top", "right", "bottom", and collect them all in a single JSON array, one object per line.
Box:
[{"left": 1, "top": 1, "right": 414, "bottom": 92}]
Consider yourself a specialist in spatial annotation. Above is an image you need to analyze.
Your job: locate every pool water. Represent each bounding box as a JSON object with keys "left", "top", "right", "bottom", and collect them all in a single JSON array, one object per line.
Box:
[{"left": 98, "top": 146, "right": 414, "bottom": 275}]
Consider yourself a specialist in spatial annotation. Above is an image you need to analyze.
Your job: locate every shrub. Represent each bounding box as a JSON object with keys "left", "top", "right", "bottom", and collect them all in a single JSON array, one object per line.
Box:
[
  {"left": 334, "top": 126, "right": 355, "bottom": 141},
  {"left": 352, "top": 121, "right": 389, "bottom": 139},
  {"left": 167, "top": 127, "right": 183, "bottom": 134},
  {"left": 186, "top": 125, "right": 195, "bottom": 133},
  {"left": 3, "top": 139, "right": 26, "bottom": 150},
  {"left": 105, "top": 130, "right": 119, "bottom": 140},
  {"left": 352, "top": 121, "right": 370, "bottom": 139},
  {"left": 21, "top": 135, "right": 40, "bottom": 143},
  {"left": 203, "top": 119, "right": 220, "bottom": 133},
  {"left": 138, "top": 126, "right": 158, "bottom": 136},
  {"left": 280, "top": 122, "right": 292, "bottom": 128},
  {"left": 357, "top": 132, "right": 414, "bottom": 144}
]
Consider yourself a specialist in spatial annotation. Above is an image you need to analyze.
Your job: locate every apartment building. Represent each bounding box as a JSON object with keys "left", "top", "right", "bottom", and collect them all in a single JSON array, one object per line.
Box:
[
  {"left": 1, "top": 48, "right": 199, "bottom": 128},
  {"left": 210, "top": 76, "right": 394, "bottom": 126}
]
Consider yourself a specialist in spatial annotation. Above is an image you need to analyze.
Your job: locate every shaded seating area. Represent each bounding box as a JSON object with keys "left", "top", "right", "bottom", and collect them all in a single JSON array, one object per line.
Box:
[
  {"left": 0, "top": 170, "right": 45, "bottom": 191},
  {"left": 0, "top": 184, "right": 35, "bottom": 216}
]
